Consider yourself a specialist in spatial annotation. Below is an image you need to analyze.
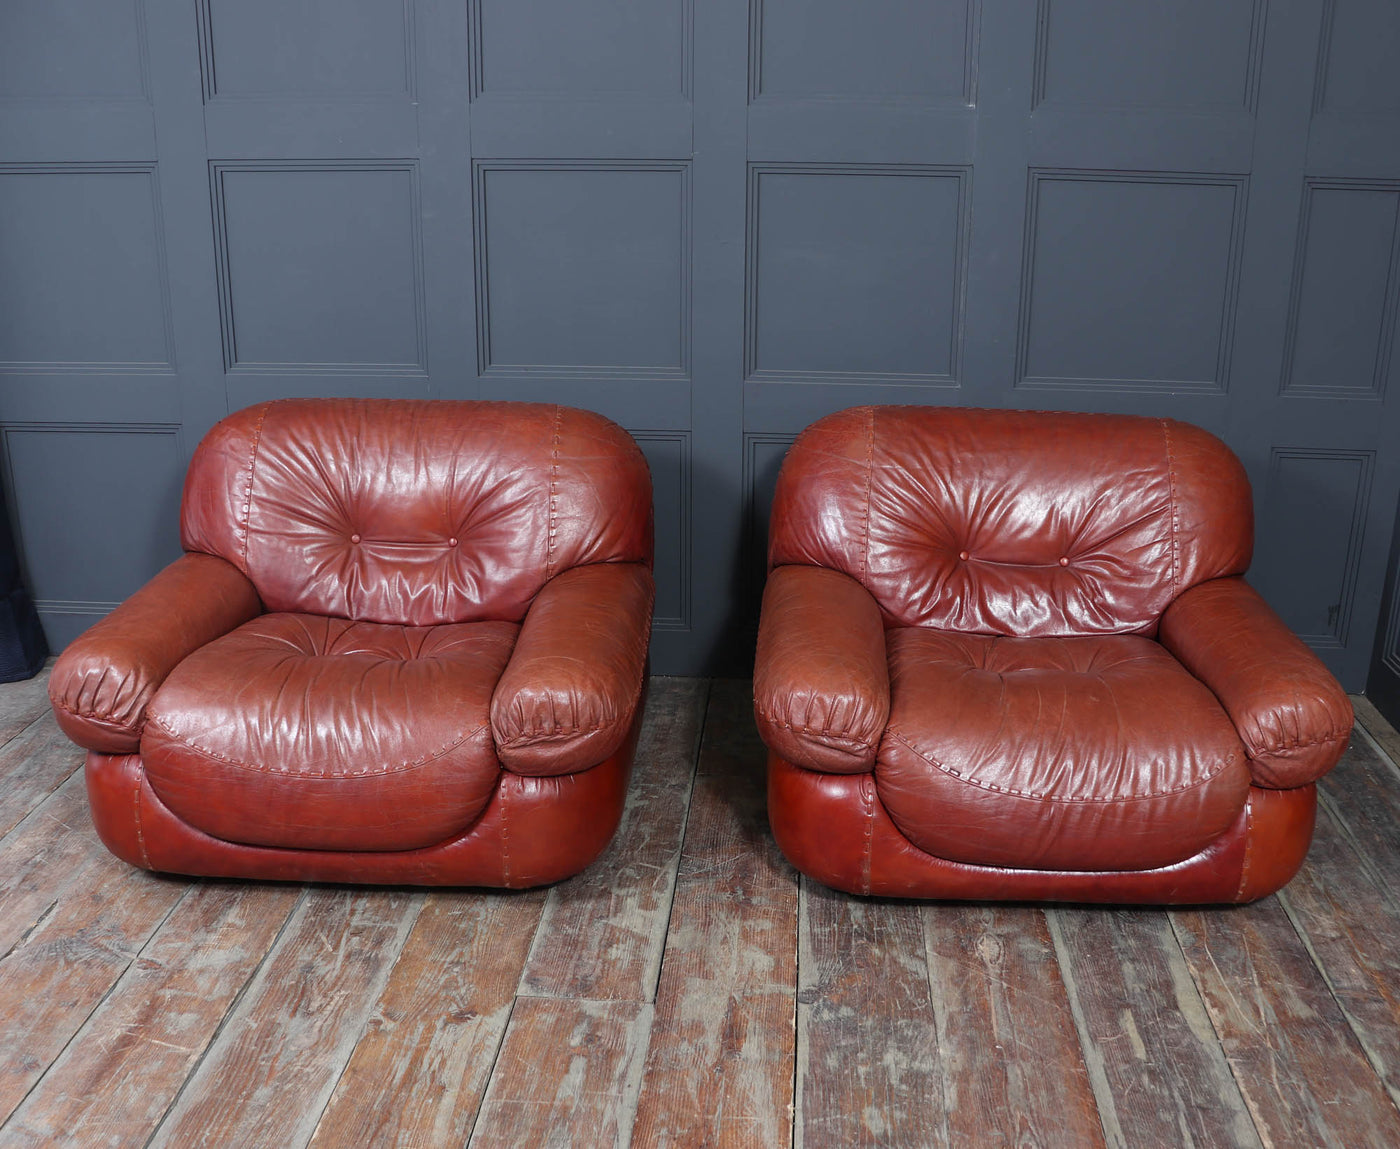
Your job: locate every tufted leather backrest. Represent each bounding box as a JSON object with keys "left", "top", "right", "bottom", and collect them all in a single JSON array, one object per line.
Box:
[
  {"left": 769, "top": 406, "right": 1252, "bottom": 636},
  {"left": 182, "top": 399, "right": 652, "bottom": 626}
]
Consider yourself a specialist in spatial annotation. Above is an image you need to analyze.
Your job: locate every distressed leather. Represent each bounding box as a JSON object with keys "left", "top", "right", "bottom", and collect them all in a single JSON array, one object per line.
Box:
[
  {"left": 755, "top": 406, "right": 1345, "bottom": 903},
  {"left": 50, "top": 398, "right": 654, "bottom": 886},
  {"left": 877, "top": 629, "right": 1250, "bottom": 872},
  {"left": 1161, "top": 577, "right": 1353, "bottom": 788},
  {"left": 492, "top": 562, "right": 654, "bottom": 775},
  {"left": 143, "top": 614, "right": 517, "bottom": 852},
  {"left": 49, "top": 553, "right": 261, "bottom": 753},
  {"left": 753, "top": 565, "right": 889, "bottom": 773}
]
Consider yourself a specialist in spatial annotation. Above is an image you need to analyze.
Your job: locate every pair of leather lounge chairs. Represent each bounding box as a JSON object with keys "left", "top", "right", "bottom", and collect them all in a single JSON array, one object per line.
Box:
[{"left": 48, "top": 399, "right": 1352, "bottom": 904}]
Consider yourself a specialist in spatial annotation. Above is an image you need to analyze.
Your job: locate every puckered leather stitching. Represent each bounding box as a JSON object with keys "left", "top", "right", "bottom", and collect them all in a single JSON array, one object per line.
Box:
[
  {"left": 884, "top": 728, "right": 1241, "bottom": 803},
  {"left": 52, "top": 700, "right": 143, "bottom": 737},
  {"left": 496, "top": 716, "right": 624, "bottom": 745},
  {"left": 545, "top": 404, "right": 563, "bottom": 581},
  {"left": 1248, "top": 729, "right": 1351, "bottom": 756},
  {"left": 240, "top": 401, "right": 271, "bottom": 574},
  {"left": 147, "top": 712, "right": 495, "bottom": 778},
  {"left": 132, "top": 761, "right": 151, "bottom": 869},
  {"left": 1161, "top": 417, "right": 1180, "bottom": 596},
  {"left": 1235, "top": 794, "right": 1254, "bottom": 900},
  {"left": 860, "top": 406, "right": 875, "bottom": 584},
  {"left": 754, "top": 704, "right": 879, "bottom": 753}
]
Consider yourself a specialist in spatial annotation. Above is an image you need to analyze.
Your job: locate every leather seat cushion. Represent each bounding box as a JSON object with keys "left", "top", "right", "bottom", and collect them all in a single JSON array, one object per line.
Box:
[
  {"left": 142, "top": 613, "right": 518, "bottom": 851},
  {"left": 876, "top": 628, "right": 1251, "bottom": 872}
]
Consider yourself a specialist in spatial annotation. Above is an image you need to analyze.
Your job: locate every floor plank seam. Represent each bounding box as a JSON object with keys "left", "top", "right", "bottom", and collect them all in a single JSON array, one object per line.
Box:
[
  {"left": 644, "top": 678, "right": 712, "bottom": 1005},
  {"left": 791, "top": 874, "right": 806, "bottom": 1149},
  {"left": 1044, "top": 908, "right": 1126, "bottom": 1149},
  {"left": 0, "top": 754, "right": 85, "bottom": 850},
  {"left": 302, "top": 891, "right": 430, "bottom": 1148},
  {"left": 0, "top": 711, "right": 57, "bottom": 763},
  {"left": 1274, "top": 888, "right": 1400, "bottom": 1117},
  {"left": 1162, "top": 911, "right": 1272, "bottom": 1148},
  {"left": 0, "top": 897, "right": 58, "bottom": 965},
  {"left": 1352, "top": 719, "right": 1400, "bottom": 785},
  {"left": 1315, "top": 785, "right": 1400, "bottom": 920},
  {"left": 463, "top": 995, "right": 521, "bottom": 1147},
  {"left": 915, "top": 905, "right": 954, "bottom": 1147},
  {"left": 141, "top": 884, "right": 312, "bottom": 1149},
  {"left": 7, "top": 883, "right": 193, "bottom": 1130}
]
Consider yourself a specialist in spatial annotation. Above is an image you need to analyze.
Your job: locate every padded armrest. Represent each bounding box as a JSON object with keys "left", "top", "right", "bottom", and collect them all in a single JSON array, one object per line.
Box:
[
  {"left": 1159, "top": 576, "right": 1352, "bottom": 788},
  {"left": 754, "top": 565, "right": 889, "bottom": 773},
  {"left": 49, "top": 553, "right": 262, "bottom": 753},
  {"left": 491, "top": 563, "right": 654, "bottom": 775}
]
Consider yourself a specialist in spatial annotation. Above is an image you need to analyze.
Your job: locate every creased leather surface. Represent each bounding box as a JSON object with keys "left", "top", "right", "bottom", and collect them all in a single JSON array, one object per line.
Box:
[
  {"left": 49, "top": 554, "right": 261, "bottom": 753},
  {"left": 876, "top": 628, "right": 1250, "bottom": 872},
  {"left": 1160, "top": 577, "right": 1353, "bottom": 788},
  {"left": 182, "top": 399, "right": 653, "bottom": 626},
  {"left": 85, "top": 700, "right": 640, "bottom": 887},
  {"left": 753, "top": 565, "right": 889, "bottom": 772},
  {"left": 770, "top": 753, "right": 1315, "bottom": 904},
  {"left": 491, "top": 563, "right": 654, "bottom": 775},
  {"left": 143, "top": 613, "right": 518, "bottom": 851},
  {"left": 769, "top": 406, "right": 1251, "bottom": 635}
]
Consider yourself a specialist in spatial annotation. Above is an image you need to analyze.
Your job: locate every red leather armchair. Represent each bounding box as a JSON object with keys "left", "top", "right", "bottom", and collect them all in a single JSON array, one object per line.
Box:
[
  {"left": 49, "top": 399, "right": 654, "bottom": 887},
  {"left": 754, "top": 407, "right": 1351, "bottom": 903}
]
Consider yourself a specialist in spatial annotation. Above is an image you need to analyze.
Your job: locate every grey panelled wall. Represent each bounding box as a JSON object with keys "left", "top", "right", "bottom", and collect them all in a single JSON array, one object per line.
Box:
[{"left": 1, "top": 1, "right": 1399, "bottom": 686}]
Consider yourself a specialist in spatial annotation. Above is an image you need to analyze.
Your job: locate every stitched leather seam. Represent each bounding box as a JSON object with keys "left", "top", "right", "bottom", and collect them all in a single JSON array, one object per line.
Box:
[
  {"left": 1161, "top": 418, "right": 1180, "bottom": 595},
  {"left": 885, "top": 729, "right": 1240, "bottom": 803},
  {"left": 861, "top": 406, "right": 875, "bottom": 583},
  {"left": 147, "top": 713, "right": 492, "bottom": 777},
  {"left": 861, "top": 774, "right": 875, "bottom": 895},
  {"left": 52, "top": 701, "right": 142, "bottom": 736},
  {"left": 132, "top": 761, "right": 151, "bottom": 869},
  {"left": 1248, "top": 729, "right": 1350, "bottom": 756},
  {"left": 499, "top": 779, "right": 511, "bottom": 886},
  {"left": 241, "top": 402, "right": 272, "bottom": 574},
  {"left": 1235, "top": 794, "right": 1254, "bottom": 900},
  {"left": 497, "top": 716, "right": 620, "bottom": 745},
  {"left": 754, "top": 705, "right": 877, "bottom": 753},
  {"left": 545, "top": 404, "right": 563, "bottom": 581}
]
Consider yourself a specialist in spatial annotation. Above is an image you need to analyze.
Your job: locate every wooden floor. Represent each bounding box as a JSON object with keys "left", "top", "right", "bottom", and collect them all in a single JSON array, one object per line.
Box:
[{"left": 1, "top": 674, "right": 1400, "bottom": 1147}]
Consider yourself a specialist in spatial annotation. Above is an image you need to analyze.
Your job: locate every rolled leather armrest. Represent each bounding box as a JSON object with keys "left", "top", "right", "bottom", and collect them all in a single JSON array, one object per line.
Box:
[
  {"left": 753, "top": 565, "right": 889, "bottom": 773},
  {"left": 491, "top": 562, "right": 654, "bottom": 775},
  {"left": 1159, "top": 576, "right": 1352, "bottom": 788},
  {"left": 49, "top": 552, "right": 262, "bottom": 753}
]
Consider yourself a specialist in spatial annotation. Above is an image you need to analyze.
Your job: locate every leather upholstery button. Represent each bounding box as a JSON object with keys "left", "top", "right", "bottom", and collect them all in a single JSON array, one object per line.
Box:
[
  {"left": 350, "top": 534, "right": 361, "bottom": 544},
  {"left": 449, "top": 537, "right": 459, "bottom": 547},
  {"left": 1059, "top": 556, "right": 1069, "bottom": 566},
  {"left": 958, "top": 550, "right": 970, "bottom": 561}
]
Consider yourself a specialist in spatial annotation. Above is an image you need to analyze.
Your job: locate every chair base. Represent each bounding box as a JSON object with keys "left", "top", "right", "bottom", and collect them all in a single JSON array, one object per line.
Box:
[
  {"left": 83, "top": 712, "right": 641, "bottom": 889},
  {"left": 768, "top": 753, "right": 1315, "bottom": 904}
]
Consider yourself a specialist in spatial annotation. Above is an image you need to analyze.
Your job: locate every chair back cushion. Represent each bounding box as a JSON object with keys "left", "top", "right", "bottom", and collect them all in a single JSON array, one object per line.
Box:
[
  {"left": 182, "top": 399, "right": 652, "bottom": 626},
  {"left": 769, "top": 406, "right": 1251, "bottom": 636}
]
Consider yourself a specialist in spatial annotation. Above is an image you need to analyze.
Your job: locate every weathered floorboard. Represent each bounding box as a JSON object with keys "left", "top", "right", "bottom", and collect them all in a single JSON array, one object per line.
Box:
[
  {"left": 470, "top": 997, "right": 653, "bottom": 1149},
  {"left": 520, "top": 678, "right": 708, "bottom": 1002},
  {"left": 926, "top": 905, "right": 1105, "bottom": 1149},
  {"left": 630, "top": 679, "right": 798, "bottom": 1149},
  {"left": 0, "top": 773, "right": 125, "bottom": 959},
  {"left": 1050, "top": 908, "right": 1257, "bottom": 1149},
  {"left": 1173, "top": 897, "right": 1400, "bottom": 1147},
  {"left": 1320, "top": 732, "right": 1400, "bottom": 892},
  {"left": 0, "top": 666, "right": 52, "bottom": 751},
  {"left": 798, "top": 884, "right": 944, "bottom": 1148},
  {"left": 309, "top": 889, "right": 548, "bottom": 1149},
  {"left": 1279, "top": 800, "right": 1400, "bottom": 1109},
  {"left": 0, "top": 717, "right": 83, "bottom": 839},
  {"left": 150, "top": 888, "right": 420, "bottom": 1149},
  {"left": 3, "top": 882, "right": 301, "bottom": 1148},
  {"left": 1351, "top": 695, "right": 1400, "bottom": 770},
  {"left": 0, "top": 861, "right": 187, "bottom": 1123}
]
